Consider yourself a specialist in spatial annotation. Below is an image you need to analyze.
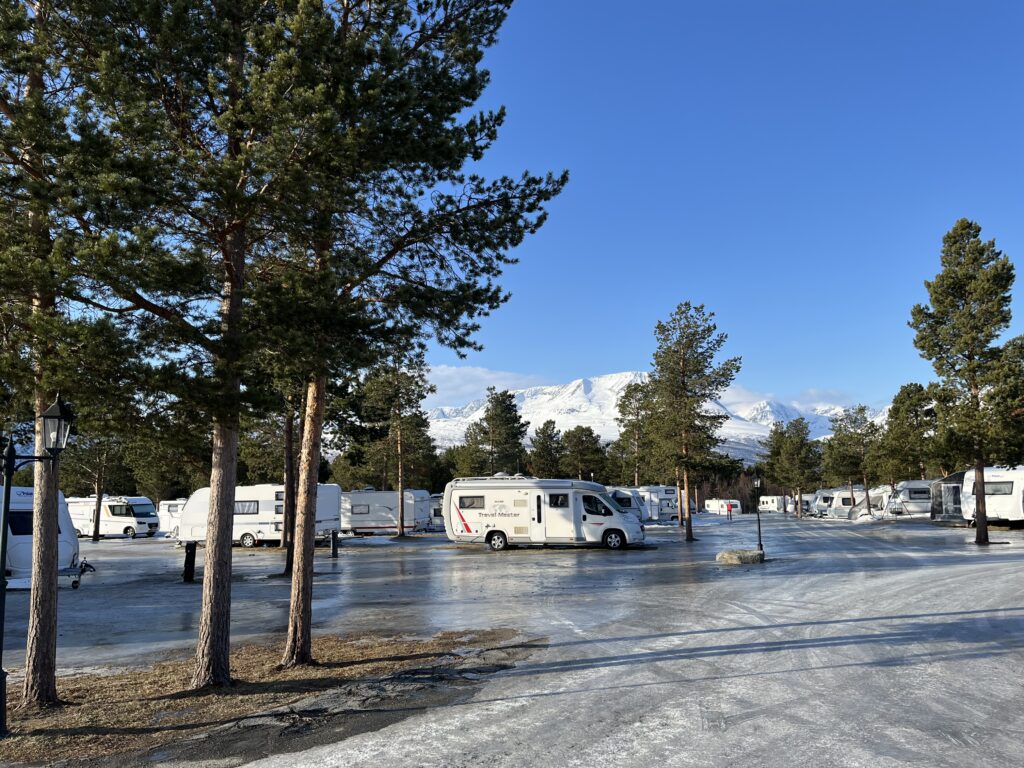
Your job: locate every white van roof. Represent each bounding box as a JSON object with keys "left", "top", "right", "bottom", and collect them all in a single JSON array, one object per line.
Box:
[{"left": 449, "top": 477, "right": 607, "bottom": 493}]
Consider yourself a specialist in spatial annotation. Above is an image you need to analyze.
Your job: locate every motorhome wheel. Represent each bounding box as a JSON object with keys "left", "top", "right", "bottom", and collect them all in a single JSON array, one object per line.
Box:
[
  {"left": 71, "top": 580, "right": 80, "bottom": 589},
  {"left": 487, "top": 531, "right": 508, "bottom": 551},
  {"left": 240, "top": 532, "right": 257, "bottom": 548},
  {"left": 123, "top": 526, "right": 136, "bottom": 538},
  {"left": 603, "top": 530, "right": 625, "bottom": 549}
]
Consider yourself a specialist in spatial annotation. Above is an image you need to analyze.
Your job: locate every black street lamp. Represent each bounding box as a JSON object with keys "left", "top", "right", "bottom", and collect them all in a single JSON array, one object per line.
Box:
[
  {"left": 753, "top": 476, "right": 764, "bottom": 554},
  {"left": 0, "top": 394, "right": 75, "bottom": 738}
]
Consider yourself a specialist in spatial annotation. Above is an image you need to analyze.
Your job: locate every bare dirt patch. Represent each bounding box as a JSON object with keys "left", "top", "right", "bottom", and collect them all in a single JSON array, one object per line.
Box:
[{"left": 1, "top": 628, "right": 519, "bottom": 766}]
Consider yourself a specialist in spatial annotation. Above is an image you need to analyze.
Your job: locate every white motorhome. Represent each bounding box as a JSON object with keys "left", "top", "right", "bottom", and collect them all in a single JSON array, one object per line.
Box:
[
  {"left": 339, "top": 489, "right": 431, "bottom": 534},
  {"left": 178, "top": 483, "right": 341, "bottom": 547},
  {"left": 758, "top": 495, "right": 790, "bottom": 513},
  {"left": 443, "top": 476, "right": 645, "bottom": 551},
  {"left": 962, "top": 467, "right": 1024, "bottom": 523},
  {"left": 705, "top": 498, "right": 743, "bottom": 515},
  {"left": 606, "top": 487, "right": 654, "bottom": 521},
  {"left": 158, "top": 498, "right": 188, "bottom": 538},
  {"left": 3, "top": 486, "right": 88, "bottom": 589},
  {"left": 66, "top": 495, "right": 160, "bottom": 538}
]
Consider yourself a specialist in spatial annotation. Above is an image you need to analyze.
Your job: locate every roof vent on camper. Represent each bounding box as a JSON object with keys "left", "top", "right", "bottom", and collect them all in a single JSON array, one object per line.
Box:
[{"left": 492, "top": 472, "right": 510, "bottom": 478}]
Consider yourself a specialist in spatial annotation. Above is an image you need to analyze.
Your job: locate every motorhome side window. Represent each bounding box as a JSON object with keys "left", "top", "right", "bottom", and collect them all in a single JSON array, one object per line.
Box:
[
  {"left": 275, "top": 504, "right": 284, "bottom": 514},
  {"left": 459, "top": 496, "right": 485, "bottom": 509},
  {"left": 549, "top": 494, "right": 569, "bottom": 508},
  {"left": 234, "top": 501, "right": 258, "bottom": 515},
  {"left": 275, "top": 491, "right": 284, "bottom": 501},
  {"left": 352, "top": 504, "right": 370, "bottom": 515},
  {"left": 108, "top": 504, "right": 131, "bottom": 517}
]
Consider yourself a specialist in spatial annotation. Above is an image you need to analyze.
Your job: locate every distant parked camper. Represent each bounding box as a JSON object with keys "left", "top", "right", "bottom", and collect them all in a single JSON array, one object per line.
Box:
[
  {"left": 606, "top": 487, "right": 654, "bottom": 521},
  {"left": 827, "top": 488, "right": 866, "bottom": 519},
  {"left": 4, "top": 487, "right": 88, "bottom": 589},
  {"left": 427, "top": 493, "right": 446, "bottom": 531},
  {"left": 705, "top": 498, "right": 743, "bottom": 515},
  {"left": 339, "top": 489, "right": 431, "bottom": 534},
  {"left": 443, "top": 475, "right": 645, "bottom": 550},
  {"left": 66, "top": 495, "right": 160, "bottom": 538},
  {"left": 809, "top": 489, "right": 836, "bottom": 516},
  {"left": 962, "top": 467, "right": 1024, "bottom": 523},
  {"left": 158, "top": 498, "right": 188, "bottom": 538},
  {"left": 178, "top": 484, "right": 341, "bottom": 547},
  {"left": 758, "top": 495, "right": 790, "bottom": 513},
  {"left": 634, "top": 485, "right": 678, "bottom": 517},
  {"left": 879, "top": 480, "right": 934, "bottom": 515}
]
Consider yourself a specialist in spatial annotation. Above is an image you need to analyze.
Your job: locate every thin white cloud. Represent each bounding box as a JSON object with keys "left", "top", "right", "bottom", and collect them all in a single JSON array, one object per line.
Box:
[{"left": 424, "top": 365, "right": 551, "bottom": 409}]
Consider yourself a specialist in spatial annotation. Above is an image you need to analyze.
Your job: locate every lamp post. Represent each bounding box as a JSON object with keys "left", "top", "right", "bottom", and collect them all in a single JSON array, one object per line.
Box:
[
  {"left": 752, "top": 476, "right": 763, "bottom": 553},
  {"left": 0, "top": 395, "right": 75, "bottom": 738}
]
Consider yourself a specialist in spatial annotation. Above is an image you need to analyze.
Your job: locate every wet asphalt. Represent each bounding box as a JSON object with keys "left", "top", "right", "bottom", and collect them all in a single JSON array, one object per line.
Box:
[{"left": 3, "top": 514, "right": 1024, "bottom": 767}]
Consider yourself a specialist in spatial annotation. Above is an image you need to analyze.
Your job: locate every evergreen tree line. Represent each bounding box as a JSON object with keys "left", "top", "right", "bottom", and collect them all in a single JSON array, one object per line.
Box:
[{"left": 0, "top": 0, "right": 566, "bottom": 704}]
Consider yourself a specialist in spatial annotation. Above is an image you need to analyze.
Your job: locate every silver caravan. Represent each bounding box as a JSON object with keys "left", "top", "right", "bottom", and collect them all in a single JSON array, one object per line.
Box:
[
  {"left": 705, "top": 498, "right": 743, "bottom": 514},
  {"left": 758, "top": 495, "right": 791, "bottom": 513},
  {"left": 178, "top": 483, "right": 341, "bottom": 547},
  {"left": 339, "top": 489, "right": 431, "bottom": 534},
  {"left": 443, "top": 476, "right": 645, "bottom": 551},
  {"left": 66, "top": 495, "right": 160, "bottom": 538},
  {"left": 3, "top": 487, "right": 89, "bottom": 589},
  {"left": 962, "top": 468, "right": 1024, "bottom": 523},
  {"left": 880, "top": 480, "right": 934, "bottom": 515}
]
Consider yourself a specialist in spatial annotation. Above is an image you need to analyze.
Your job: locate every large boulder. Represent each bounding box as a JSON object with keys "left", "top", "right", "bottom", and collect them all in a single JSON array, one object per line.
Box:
[{"left": 716, "top": 549, "right": 765, "bottom": 565}]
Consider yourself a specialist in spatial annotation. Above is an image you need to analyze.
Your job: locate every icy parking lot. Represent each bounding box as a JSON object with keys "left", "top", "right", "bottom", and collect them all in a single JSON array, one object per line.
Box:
[{"left": 4, "top": 516, "right": 1024, "bottom": 767}]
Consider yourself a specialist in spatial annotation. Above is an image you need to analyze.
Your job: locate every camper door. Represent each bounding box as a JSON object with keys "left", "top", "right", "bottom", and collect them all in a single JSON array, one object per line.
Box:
[
  {"left": 578, "top": 492, "right": 613, "bottom": 543},
  {"left": 544, "top": 491, "right": 576, "bottom": 541}
]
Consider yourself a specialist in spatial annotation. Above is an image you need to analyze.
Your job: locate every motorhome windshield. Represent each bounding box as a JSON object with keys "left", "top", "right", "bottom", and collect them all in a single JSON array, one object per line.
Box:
[
  {"left": 598, "top": 493, "right": 624, "bottom": 514},
  {"left": 130, "top": 503, "right": 156, "bottom": 517}
]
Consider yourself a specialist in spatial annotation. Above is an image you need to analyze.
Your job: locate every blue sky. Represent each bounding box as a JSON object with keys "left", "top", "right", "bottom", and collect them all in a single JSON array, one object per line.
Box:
[{"left": 425, "top": 0, "right": 1024, "bottom": 409}]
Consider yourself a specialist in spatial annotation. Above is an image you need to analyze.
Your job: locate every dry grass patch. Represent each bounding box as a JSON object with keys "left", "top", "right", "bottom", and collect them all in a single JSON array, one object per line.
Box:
[{"left": 1, "top": 628, "right": 516, "bottom": 766}]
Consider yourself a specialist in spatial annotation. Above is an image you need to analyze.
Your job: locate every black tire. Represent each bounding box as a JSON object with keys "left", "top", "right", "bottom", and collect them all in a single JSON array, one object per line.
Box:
[
  {"left": 146, "top": 532, "right": 155, "bottom": 537},
  {"left": 123, "top": 526, "right": 136, "bottom": 539},
  {"left": 603, "top": 530, "right": 626, "bottom": 550},
  {"left": 239, "top": 532, "right": 257, "bottom": 548},
  {"left": 487, "top": 531, "right": 508, "bottom": 552}
]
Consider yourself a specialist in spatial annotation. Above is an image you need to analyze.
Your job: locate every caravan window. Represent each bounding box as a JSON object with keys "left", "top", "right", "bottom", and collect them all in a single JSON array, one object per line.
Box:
[
  {"left": 108, "top": 504, "right": 132, "bottom": 517},
  {"left": 275, "top": 504, "right": 284, "bottom": 514},
  {"left": 908, "top": 489, "right": 931, "bottom": 501},
  {"left": 549, "top": 494, "right": 569, "bottom": 508},
  {"left": 234, "top": 501, "right": 258, "bottom": 515},
  {"left": 840, "top": 497, "right": 852, "bottom": 506},
  {"left": 459, "top": 496, "right": 485, "bottom": 509},
  {"left": 985, "top": 482, "right": 1013, "bottom": 496},
  {"left": 352, "top": 504, "right": 370, "bottom": 515},
  {"left": 275, "top": 491, "right": 284, "bottom": 501},
  {"left": 6, "top": 509, "right": 60, "bottom": 536}
]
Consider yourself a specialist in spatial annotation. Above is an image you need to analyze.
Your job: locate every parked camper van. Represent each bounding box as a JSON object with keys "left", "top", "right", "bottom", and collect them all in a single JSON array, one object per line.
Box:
[
  {"left": 158, "top": 498, "right": 188, "bottom": 538},
  {"left": 962, "top": 468, "right": 1024, "bottom": 523},
  {"left": 178, "top": 483, "right": 341, "bottom": 547},
  {"left": 758, "top": 495, "right": 790, "bottom": 513},
  {"left": 705, "top": 498, "right": 743, "bottom": 515},
  {"left": 443, "top": 475, "right": 645, "bottom": 550},
  {"left": 606, "top": 487, "right": 654, "bottom": 521},
  {"left": 66, "top": 495, "right": 160, "bottom": 538},
  {"left": 339, "top": 489, "right": 431, "bottom": 534},
  {"left": 4, "top": 487, "right": 88, "bottom": 589}
]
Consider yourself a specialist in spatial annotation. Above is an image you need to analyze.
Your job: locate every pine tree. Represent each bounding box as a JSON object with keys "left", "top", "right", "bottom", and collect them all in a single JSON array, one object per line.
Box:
[
  {"left": 528, "top": 420, "right": 564, "bottom": 477},
  {"left": 910, "top": 219, "right": 1019, "bottom": 544},
  {"left": 647, "top": 303, "right": 740, "bottom": 541},
  {"left": 560, "top": 426, "right": 606, "bottom": 482},
  {"left": 823, "top": 406, "right": 879, "bottom": 514},
  {"left": 616, "top": 381, "right": 654, "bottom": 486},
  {"left": 463, "top": 388, "right": 530, "bottom": 475},
  {"left": 868, "top": 383, "right": 936, "bottom": 493},
  {"left": 762, "top": 417, "right": 820, "bottom": 516}
]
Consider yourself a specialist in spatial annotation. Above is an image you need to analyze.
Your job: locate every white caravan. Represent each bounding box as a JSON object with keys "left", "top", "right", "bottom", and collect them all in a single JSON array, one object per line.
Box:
[
  {"left": 606, "top": 487, "right": 654, "bottom": 521},
  {"left": 758, "top": 495, "right": 790, "bottom": 513},
  {"left": 827, "top": 488, "right": 866, "bottom": 519},
  {"left": 178, "top": 483, "right": 341, "bottom": 547},
  {"left": 427, "top": 493, "right": 445, "bottom": 531},
  {"left": 809, "top": 489, "right": 836, "bottom": 516},
  {"left": 158, "top": 498, "right": 188, "bottom": 538},
  {"left": 705, "top": 498, "right": 743, "bottom": 514},
  {"left": 66, "top": 495, "right": 160, "bottom": 538},
  {"left": 443, "top": 476, "right": 645, "bottom": 551},
  {"left": 875, "top": 480, "right": 934, "bottom": 515},
  {"left": 634, "top": 485, "right": 678, "bottom": 517},
  {"left": 3, "top": 487, "right": 88, "bottom": 589},
  {"left": 339, "top": 489, "right": 431, "bottom": 534},
  {"left": 962, "top": 467, "right": 1024, "bottom": 523}
]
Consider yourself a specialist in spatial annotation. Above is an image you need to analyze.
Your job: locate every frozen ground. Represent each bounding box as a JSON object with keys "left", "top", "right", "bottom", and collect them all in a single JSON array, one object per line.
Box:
[{"left": 4, "top": 516, "right": 1024, "bottom": 767}]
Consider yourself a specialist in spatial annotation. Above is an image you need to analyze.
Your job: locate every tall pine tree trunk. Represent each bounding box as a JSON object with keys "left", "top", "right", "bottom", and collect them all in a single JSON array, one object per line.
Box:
[
  {"left": 281, "top": 396, "right": 295, "bottom": 568},
  {"left": 191, "top": 223, "right": 245, "bottom": 689},
  {"left": 281, "top": 374, "right": 326, "bottom": 667},
  {"left": 683, "top": 466, "right": 695, "bottom": 541},
  {"left": 396, "top": 419, "right": 405, "bottom": 537},
  {"left": 91, "top": 456, "right": 105, "bottom": 542},
  {"left": 674, "top": 466, "right": 683, "bottom": 529},
  {"left": 22, "top": 386, "right": 60, "bottom": 709},
  {"left": 795, "top": 486, "right": 802, "bottom": 518},
  {"left": 973, "top": 460, "right": 989, "bottom": 545},
  {"left": 284, "top": 389, "right": 306, "bottom": 575}
]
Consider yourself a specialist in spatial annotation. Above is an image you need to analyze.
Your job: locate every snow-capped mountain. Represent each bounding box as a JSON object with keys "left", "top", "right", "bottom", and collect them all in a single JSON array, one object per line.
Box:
[{"left": 427, "top": 371, "right": 868, "bottom": 464}]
